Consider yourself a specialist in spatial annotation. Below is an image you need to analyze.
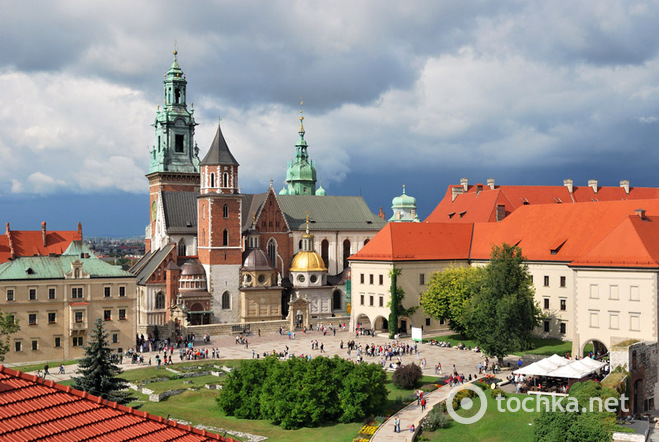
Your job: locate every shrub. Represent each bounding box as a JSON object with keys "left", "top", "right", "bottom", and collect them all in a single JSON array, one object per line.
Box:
[
  {"left": 451, "top": 388, "right": 477, "bottom": 410},
  {"left": 423, "top": 407, "right": 451, "bottom": 431},
  {"left": 392, "top": 363, "right": 423, "bottom": 390},
  {"left": 474, "top": 381, "right": 489, "bottom": 391},
  {"left": 490, "top": 388, "right": 506, "bottom": 399},
  {"left": 421, "top": 383, "right": 439, "bottom": 393}
]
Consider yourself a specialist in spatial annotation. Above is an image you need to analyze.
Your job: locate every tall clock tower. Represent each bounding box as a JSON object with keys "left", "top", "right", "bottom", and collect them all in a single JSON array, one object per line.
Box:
[
  {"left": 198, "top": 121, "right": 242, "bottom": 322},
  {"left": 145, "top": 51, "right": 200, "bottom": 252}
]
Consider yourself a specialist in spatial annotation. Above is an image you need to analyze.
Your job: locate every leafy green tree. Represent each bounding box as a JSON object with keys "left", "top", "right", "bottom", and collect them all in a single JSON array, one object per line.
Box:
[
  {"left": 466, "top": 244, "right": 541, "bottom": 362},
  {"left": 420, "top": 265, "right": 485, "bottom": 336},
  {"left": 71, "top": 319, "right": 133, "bottom": 404},
  {"left": 0, "top": 310, "right": 20, "bottom": 362},
  {"left": 388, "top": 267, "right": 418, "bottom": 338},
  {"left": 339, "top": 362, "right": 387, "bottom": 422}
]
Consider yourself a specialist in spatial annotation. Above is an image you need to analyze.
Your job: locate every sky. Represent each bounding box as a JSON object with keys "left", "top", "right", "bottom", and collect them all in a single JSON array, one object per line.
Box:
[{"left": 1, "top": 1, "right": 659, "bottom": 237}]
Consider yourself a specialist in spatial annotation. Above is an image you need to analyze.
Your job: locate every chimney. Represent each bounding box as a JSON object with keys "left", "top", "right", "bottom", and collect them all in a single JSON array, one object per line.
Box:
[
  {"left": 620, "top": 180, "right": 630, "bottom": 194},
  {"left": 6, "top": 222, "right": 15, "bottom": 260},
  {"left": 42, "top": 221, "right": 47, "bottom": 247},
  {"left": 588, "top": 179, "right": 598, "bottom": 193},
  {"left": 377, "top": 207, "right": 385, "bottom": 220},
  {"left": 635, "top": 209, "right": 646, "bottom": 220},
  {"left": 496, "top": 204, "right": 506, "bottom": 221},
  {"left": 487, "top": 178, "right": 495, "bottom": 190},
  {"left": 77, "top": 222, "right": 83, "bottom": 240},
  {"left": 476, "top": 183, "right": 483, "bottom": 194},
  {"left": 451, "top": 186, "right": 464, "bottom": 202},
  {"left": 460, "top": 177, "right": 469, "bottom": 192},
  {"left": 563, "top": 179, "right": 573, "bottom": 194}
]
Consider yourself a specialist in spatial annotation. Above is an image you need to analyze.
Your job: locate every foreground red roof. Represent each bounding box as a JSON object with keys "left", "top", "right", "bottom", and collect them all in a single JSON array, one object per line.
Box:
[
  {"left": 0, "top": 222, "right": 82, "bottom": 264},
  {"left": 0, "top": 366, "right": 231, "bottom": 441}
]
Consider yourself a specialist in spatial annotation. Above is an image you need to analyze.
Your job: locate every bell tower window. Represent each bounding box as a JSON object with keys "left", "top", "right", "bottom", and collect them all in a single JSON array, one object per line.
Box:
[
  {"left": 223, "top": 229, "right": 228, "bottom": 246},
  {"left": 210, "top": 173, "right": 215, "bottom": 188},
  {"left": 223, "top": 173, "right": 229, "bottom": 187},
  {"left": 175, "top": 88, "right": 181, "bottom": 104},
  {"left": 175, "top": 134, "right": 184, "bottom": 153}
]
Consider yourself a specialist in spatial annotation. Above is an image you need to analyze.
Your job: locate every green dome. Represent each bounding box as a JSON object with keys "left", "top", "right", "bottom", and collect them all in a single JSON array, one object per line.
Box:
[
  {"left": 279, "top": 183, "right": 289, "bottom": 195},
  {"left": 392, "top": 186, "right": 416, "bottom": 208},
  {"left": 316, "top": 183, "right": 326, "bottom": 196}
]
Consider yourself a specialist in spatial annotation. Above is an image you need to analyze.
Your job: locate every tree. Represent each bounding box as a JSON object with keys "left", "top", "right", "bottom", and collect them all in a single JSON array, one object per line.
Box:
[
  {"left": 465, "top": 244, "right": 541, "bottom": 362},
  {"left": 0, "top": 310, "right": 20, "bottom": 362},
  {"left": 388, "top": 267, "right": 417, "bottom": 338},
  {"left": 72, "top": 319, "right": 134, "bottom": 405},
  {"left": 419, "top": 265, "right": 485, "bottom": 336}
]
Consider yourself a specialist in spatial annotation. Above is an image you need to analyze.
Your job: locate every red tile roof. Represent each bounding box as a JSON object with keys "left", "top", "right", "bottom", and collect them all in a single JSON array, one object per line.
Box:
[
  {"left": 349, "top": 222, "right": 473, "bottom": 262},
  {"left": 0, "top": 366, "right": 231, "bottom": 441},
  {"left": 0, "top": 223, "right": 82, "bottom": 264},
  {"left": 425, "top": 183, "right": 659, "bottom": 224},
  {"left": 351, "top": 199, "right": 659, "bottom": 269}
]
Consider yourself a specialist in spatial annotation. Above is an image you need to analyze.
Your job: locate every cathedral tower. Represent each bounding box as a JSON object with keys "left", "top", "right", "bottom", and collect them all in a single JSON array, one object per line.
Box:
[
  {"left": 279, "top": 106, "right": 320, "bottom": 196},
  {"left": 197, "top": 121, "right": 242, "bottom": 322},
  {"left": 146, "top": 51, "right": 200, "bottom": 252}
]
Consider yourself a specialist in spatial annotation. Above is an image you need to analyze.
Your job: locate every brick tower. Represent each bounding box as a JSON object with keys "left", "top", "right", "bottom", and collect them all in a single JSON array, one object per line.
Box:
[{"left": 197, "top": 121, "right": 242, "bottom": 322}]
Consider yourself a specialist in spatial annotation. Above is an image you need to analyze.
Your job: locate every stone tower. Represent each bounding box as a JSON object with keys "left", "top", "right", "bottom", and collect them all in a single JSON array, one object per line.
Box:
[{"left": 279, "top": 106, "right": 320, "bottom": 196}]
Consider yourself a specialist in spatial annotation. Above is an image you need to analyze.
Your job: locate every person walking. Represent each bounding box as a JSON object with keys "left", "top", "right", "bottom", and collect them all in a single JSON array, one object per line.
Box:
[
  {"left": 393, "top": 416, "right": 400, "bottom": 433},
  {"left": 421, "top": 398, "right": 426, "bottom": 411}
]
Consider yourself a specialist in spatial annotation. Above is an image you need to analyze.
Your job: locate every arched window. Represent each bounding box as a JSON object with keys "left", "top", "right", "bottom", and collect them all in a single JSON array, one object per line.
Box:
[
  {"left": 74, "top": 268, "right": 80, "bottom": 278},
  {"left": 223, "top": 229, "right": 228, "bottom": 246},
  {"left": 267, "top": 238, "right": 277, "bottom": 268},
  {"left": 178, "top": 238, "right": 186, "bottom": 257},
  {"left": 298, "top": 239, "right": 303, "bottom": 250},
  {"left": 342, "top": 239, "right": 351, "bottom": 270},
  {"left": 210, "top": 173, "right": 215, "bottom": 188},
  {"left": 155, "top": 292, "right": 165, "bottom": 309},
  {"left": 223, "top": 204, "right": 228, "bottom": 218},
  {"left": 332, "top": 290, "right": 342, "bottom": 311},
  {"left": 364, "top": 238, "right": 370, "bottom": 246},
  {"left": 321, "top": 239, "right": 329, "bottom": 267},
  {"left": 221, "top": 291, "right": 231, "bottom": 309},
  {"left": 223, "top": 173, "right": 228, "bottom": 187}
]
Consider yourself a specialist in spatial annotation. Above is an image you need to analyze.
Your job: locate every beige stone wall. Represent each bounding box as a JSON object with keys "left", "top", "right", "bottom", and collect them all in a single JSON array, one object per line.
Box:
[{"left": 2, "top": 277, "right": 136, "bottom": 366}]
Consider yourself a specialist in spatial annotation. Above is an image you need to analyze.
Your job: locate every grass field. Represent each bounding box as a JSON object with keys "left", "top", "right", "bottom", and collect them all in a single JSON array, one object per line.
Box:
[
  {"left": 425, "top": 334, "right": 594, "bottom": 357},
  {"left": 419, "top": 392, "right": 541, "bottom": 441}
]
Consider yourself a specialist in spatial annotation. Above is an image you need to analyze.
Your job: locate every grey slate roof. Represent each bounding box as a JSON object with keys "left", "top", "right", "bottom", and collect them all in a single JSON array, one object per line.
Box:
[
  {"left": 201, "top": 123, "right": 239, "bottom": 166},
  {"left": 131, "top": 244, "right": 176, "bottom": 286},
  {"left": 162, "top": 191, "right": 197, "bottom": 234},
  {"left": 242, "top": 193, "right": 267, "bottom": 231},
  {"left": 276, "top": 195, "right": 386, "bottom": 231}
]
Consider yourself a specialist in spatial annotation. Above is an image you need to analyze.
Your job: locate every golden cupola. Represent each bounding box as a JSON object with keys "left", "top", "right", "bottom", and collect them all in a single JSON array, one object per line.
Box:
[{"left": 289, "top": 212, "right": 327, "bottom": 272}]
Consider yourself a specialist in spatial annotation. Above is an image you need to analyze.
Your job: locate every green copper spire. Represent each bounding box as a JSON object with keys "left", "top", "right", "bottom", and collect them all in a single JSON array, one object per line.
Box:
[
  {"left": 148, "top": 50, "right": 200, "bottom": 175},
  {"left": 283, "top": 101, "right": 318, "bottom": 195}
]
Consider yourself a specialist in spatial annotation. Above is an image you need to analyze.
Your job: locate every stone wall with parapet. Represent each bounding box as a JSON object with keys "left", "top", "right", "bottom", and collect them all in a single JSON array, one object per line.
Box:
[
  {"left": 611, "top": 340, "right": 658, "bottom": 413},
  {"left": 183, "top": 316, "right": 350, "bottom": 336}
]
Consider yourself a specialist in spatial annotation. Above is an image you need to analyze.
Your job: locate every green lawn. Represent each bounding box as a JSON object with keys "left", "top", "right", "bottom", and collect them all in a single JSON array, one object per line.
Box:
[
  {"left": 9, "top": 359, "right": 78, "bottom": 373},
  {"left": 420, "top": 392, "right": 541, "bottom": 441}
]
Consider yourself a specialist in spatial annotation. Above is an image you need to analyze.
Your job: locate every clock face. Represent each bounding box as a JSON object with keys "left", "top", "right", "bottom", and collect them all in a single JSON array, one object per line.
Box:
[{"left": 151, "top": 201, "right": 157, "bottom": 220}]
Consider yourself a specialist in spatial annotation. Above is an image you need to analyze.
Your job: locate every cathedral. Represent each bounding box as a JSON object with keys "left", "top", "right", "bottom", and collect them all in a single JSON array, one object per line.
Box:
[{"left": 131, "top": 52, "right": 385, "bottom": 335}]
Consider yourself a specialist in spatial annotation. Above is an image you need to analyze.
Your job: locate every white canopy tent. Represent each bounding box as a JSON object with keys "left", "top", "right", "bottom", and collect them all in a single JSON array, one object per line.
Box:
[{"left": 514, "top": 354, "right": 607, "bottom": 379}]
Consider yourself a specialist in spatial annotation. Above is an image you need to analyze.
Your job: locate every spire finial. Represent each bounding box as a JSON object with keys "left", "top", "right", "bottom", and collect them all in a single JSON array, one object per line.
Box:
[
  {"left": 218, "top": 116, "right": 222, "bottom": 126},
  {"left": 298, "top": 97, "right": 305, "bottom": 135},
  {"left": 173, "top": 41, "right": 178, "bottom": 59},
  {"left": 305, "top": 211, "right": 310, "bottom": 235},
  {"left": 403, "top": 184, "right": 406, "bottom": 194}
]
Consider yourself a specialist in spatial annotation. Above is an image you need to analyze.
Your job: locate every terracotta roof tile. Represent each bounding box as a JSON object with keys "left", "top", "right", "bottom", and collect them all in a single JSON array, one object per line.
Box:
[
  {"left": 0, "top": 228, "right": 82, "bottom": 264},
  {"left": 0, "top": 366, "right": 231, "bottom": 441}
]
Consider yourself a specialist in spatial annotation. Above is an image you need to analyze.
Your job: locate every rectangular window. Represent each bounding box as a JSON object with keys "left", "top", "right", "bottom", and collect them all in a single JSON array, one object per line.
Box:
[
  {"left": 74, "top": 311, "right": 83, "bottom": 323},
  {"left": 104, "top": 287, "right": 111, "bottom": 298},
  {"left": 72, "top": 337, "right": 84, "bottom": 347},
  {"left": 175, "top": 134, "right": 184, "bottom": 152},
  {"left": 379, "top": 275, "right": 384, "bottom": 285},
  {"left": 560, "top": 323, "right": 566, "bottom": 335},
  {"left": 6, "top": 289, "right": 14, "bottom": 301},
  {"left": 379, "top": 297, "right": 383, "bottom": 307},
  {"left": 589, "top": 311, "right": 599, "bottom": 328},
  {"left": 609, "top": 312, "right": 619, "bottom": 330},
  {"left": 543, "top": 320, "right": 550, "bottom": 332},
  {"left": 14, "top": 341, "right": 22, "bottom": 352},
  {"left": 426, "top": 318, "right": 431, "bottom": 326},
  {"left": 72, "top": 287, "right": 83, "bottom": 299},
  {"left": 543, "top": 275, "right": 549, "bottom": 287},
  {"left": 119, "top": 309, "right": 126, "bottom": 320},
  {"left": 630, "top": 286, "right": 640, "bottom": 301},
  {"left": 590, "top": 284, "right": 599, "bottom": 299},
  {"left": 112, "top": 333, "right": 118, "bottom": 344},
  {"left": 28, "top": 313, "right": 37, "bottom": 325},
  {"left": 119, "top": 286, "right": 126, "bottom": 297},
  {"left": 54, "top": 337, "right": 61, "bottom": 348},
  {"left": 29, "top": 288, "right": 37, "bottom": 300},
  {"left": 419, "top": 273, "right": 425, "bottom": 285},
  {"left": 48, "top": 312, "right": 56, "bottom": 324},
  {"left": 104, "top": 310, "right": 111, "bottom": 321},
  {"left": 560, "top": 299, "right": 566, "bottom": 311},
  {"left": 609, "top": 285, "right": 619, "bottom": 300},
  {"left": 360, "top": 295, "right": 364, "bottom": 305},
  {"left": 560, "top": 276, "right": 566, "bottom": 288},
  {"left": 31, "top": 340, "right": 38, "bottom": 351},
  {"left": 369, "top": 295, "right": 374, "bottom": 306},
  {"left": 369, "top": 274, "right": 374, "bottom": 285},
  {"left": 543, "top": 298, "right": 549, "bottom": 309},
  {"left": 360, "top": 274, "right": 365, "bottom": 284},
  {"left": 48, "top": 288, "right": 56, "bottom": 300},
  {"left": 630, "top": 314, "right": 641, "bottom": 331}
]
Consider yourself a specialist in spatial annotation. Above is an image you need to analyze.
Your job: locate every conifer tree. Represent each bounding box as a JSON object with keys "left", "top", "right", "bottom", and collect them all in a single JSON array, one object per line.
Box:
[{"left": 72, "top": 318, "right": 133, "bottom": 405}]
